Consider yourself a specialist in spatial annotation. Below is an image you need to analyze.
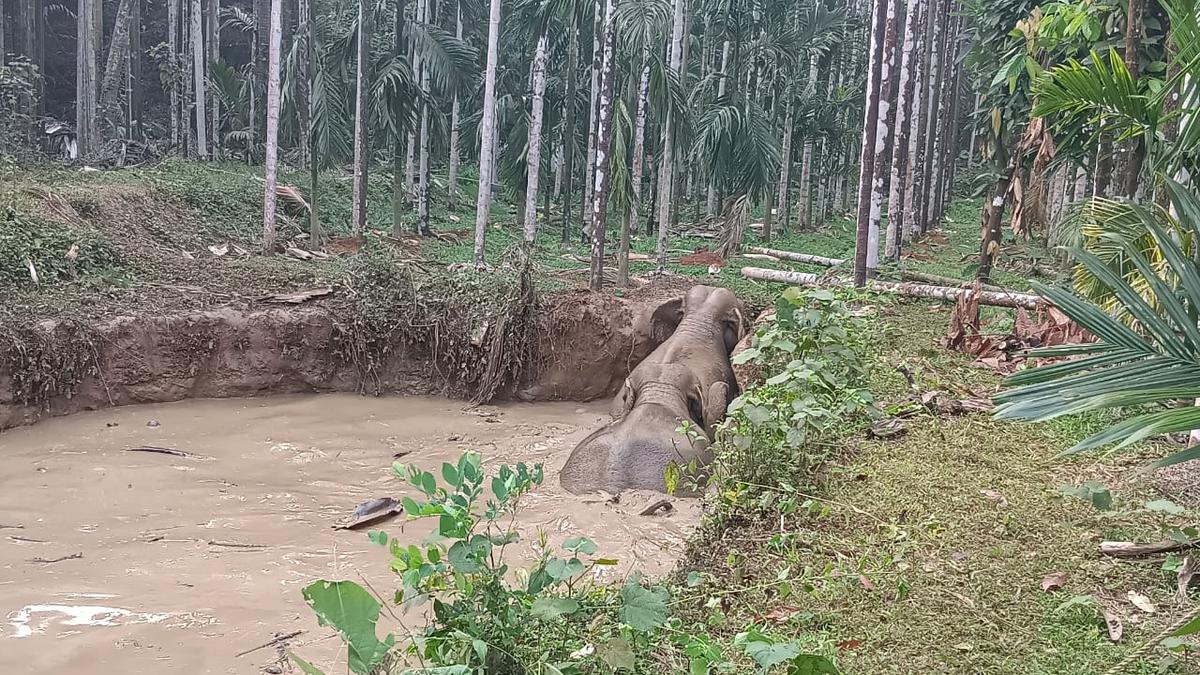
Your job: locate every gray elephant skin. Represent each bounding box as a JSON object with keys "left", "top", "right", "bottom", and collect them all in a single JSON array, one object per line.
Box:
[{"left": 559, "top": 285, "right": 746, "bottom": 495}]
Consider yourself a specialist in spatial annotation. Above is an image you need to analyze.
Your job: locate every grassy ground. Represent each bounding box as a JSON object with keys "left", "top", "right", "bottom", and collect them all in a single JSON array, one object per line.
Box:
[
  {"left": 680, "top": 297, "right": 1199, "bottom": 674},
  {"left": 4, "top": 161, "right": 1198, "bottom": 673}
]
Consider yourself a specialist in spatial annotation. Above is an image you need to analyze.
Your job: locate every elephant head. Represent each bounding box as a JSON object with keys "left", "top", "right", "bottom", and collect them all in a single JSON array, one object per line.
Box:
[{"left": 560, "top": 286, "right": 746, "bottom": 495}]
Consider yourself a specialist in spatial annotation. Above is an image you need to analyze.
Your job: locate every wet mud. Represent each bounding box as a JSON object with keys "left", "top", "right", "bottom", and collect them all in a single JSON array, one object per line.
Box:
[{"left": 0, "top": 394, "right": 699, "bottom": 674}]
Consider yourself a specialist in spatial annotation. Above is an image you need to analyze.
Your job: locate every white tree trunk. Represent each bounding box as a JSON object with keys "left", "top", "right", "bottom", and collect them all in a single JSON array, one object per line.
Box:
[
  {"left": 210, "top": 0, "right": 220, "bottom": 150},
  {"left": 864, "top": 0, "right": 900, "bottom": 276},
  {"left": 191, "top": 0, "right": 208, "bottom": 158},
  {"left": 655, "top": 0, "right": 687, "bottom": 272},
  {"left": 798, "top": 55, "right": 819, "bottom": 229},
  {"left": 588, "top": 0, "right": 620, "bottom": 290},
  {"left": 852, "top": 0, "right": 889, "bottom": 285},
  {"left": 76, "top": 0, "right": 99, "bottom": 157},
  {"left": 740, "top": 267, "right": 1044, "bottom": 309},
  {"left": 472, "top": 0, "right": 503, "bottom": 265},
  {"left": 885, "top": 0, "right": 923, "bottom": 259},
  {"left": 447, "top": 1, "right": 461, "bottom": 208},
  {"left": 523, "top": 33, "right": 550, "bottom": 244},
  {"left": 417, "top": 0, "right": 435, "bottom": 234},
  {"left": 262, "top": 0, "right": 283, "bottom": 252},
  {"left": 629, "top": 58, "right": 650, "bottom": 231},
  {"left": 350, "top": 0, "right": 371, "bottom": 235},
  {"left": 748, "top": 247, "right": 845, "bottom": 267},
  {"left": 777, "top": 98, "right": 794, "bottom": 233}
]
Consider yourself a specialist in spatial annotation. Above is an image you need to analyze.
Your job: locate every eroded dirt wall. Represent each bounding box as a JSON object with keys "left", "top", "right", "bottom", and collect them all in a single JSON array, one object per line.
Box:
[{"left": 0, "top": 294, "right": 671, "bottom": 430}]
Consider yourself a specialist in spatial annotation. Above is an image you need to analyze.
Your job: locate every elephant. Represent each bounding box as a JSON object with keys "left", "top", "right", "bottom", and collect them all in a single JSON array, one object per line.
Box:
[{"left": 559, "top": 285, "right": 746, "bottom": 495}]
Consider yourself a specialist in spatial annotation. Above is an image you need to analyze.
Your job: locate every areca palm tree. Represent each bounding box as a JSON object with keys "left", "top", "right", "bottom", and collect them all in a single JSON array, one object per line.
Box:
[{"left": 996, "top": 178, "right": 1200, "bottom": 470}]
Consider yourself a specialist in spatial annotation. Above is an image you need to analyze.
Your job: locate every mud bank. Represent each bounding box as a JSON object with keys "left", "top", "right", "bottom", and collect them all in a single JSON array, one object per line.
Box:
[
  {"left": 0, "top": 293, "right": 671, "bottom": 430},
  {"left": 0, "top": 394, "right": 700, "bottom": 674}
]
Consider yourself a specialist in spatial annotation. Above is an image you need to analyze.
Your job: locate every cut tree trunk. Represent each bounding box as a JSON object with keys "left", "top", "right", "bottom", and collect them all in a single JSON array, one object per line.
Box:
[
  {"left": 748, "top": 247, "right": 845, "bottom": 267},
  {"left": 472, "top": 0, "right": 503, "bottom": 266},
  {"left": 262, "top": 0, "right": 282, "bottom": 252},
  {"left": 350, "top": 0, "right": 371, "bottom": 235},
  {"left": 740, "top": 267, "right": 1043, "bottom": 309}
]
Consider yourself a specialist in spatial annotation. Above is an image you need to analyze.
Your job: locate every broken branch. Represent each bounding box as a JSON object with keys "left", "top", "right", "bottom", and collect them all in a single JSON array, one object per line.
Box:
[{"left": 739, "top": 267, "right": 1045, "bottom": 310}]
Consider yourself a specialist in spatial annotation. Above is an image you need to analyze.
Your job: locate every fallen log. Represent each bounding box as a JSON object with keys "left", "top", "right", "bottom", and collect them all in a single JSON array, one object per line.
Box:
[
  {"left": 899, "top": 270, "right": 1009, "bottom": 294},
  {"left": 739, "top": 267, "right": 1045, "bottom": 310},
  {"left": 1100, "top": 539, "right": 1200, "bottom": 559},
  {"left": 748, "top": 247, "right": 845, "bottom": 267}
]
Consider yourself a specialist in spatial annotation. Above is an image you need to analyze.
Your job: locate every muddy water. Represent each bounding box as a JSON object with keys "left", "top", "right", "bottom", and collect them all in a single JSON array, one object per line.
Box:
[{"left": 0, "top": 395, "right": 700, "bottom": 674}]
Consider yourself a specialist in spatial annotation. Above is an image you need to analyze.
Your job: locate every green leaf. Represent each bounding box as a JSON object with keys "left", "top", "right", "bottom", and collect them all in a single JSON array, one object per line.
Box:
[
  {"left": 732, "top": 348, "right": 761, "bottom": 365},
  {"left": 289, "top": 653, "right": 326, "bottom": 675},
  {"left": 301, "top": 581, "right": 395, "bottom": 675},
  {"left": 367, "top": 531, "right": 388, "bottom": 546},
  {"left": 545, "top": 557, "right": 585, "bottom": 581},
  {"left": 786, "top": 654, "right": 841, "bottom": 675},
  {"left": 619, "top": 581, "right": 670, "bottom": 631},
  {"left": 441, "top": 462, "right": 461, "bottom": 488},
  {"left": 530, "top": 597, "right": 581, "bottom": 620},
  {"left": 447, "top": 537, "right": 489, "bottom": 574},
  {"left": 562, "top": 536, "right": 598, "bottom": 555},
  {"left": 595, "top": 558, "right": 620, "bottom": 566},
  {"left": 418, "top": 472, "right": 437, "bottom": 496},
  {"left": 743, "top": 640, "right": 800, "bottom": 669},
  {"left": 598, "top": 637, "right": 636, "bottom": 671},
  {"left": 1146, "top": 499, "right": 1187, "bottom": 515},
  {"left": 686, "top": 571, "right": 703, "bottom": 587},
  {"left": 1170, "top": 614, "right": 1200, "bottom": 637}
]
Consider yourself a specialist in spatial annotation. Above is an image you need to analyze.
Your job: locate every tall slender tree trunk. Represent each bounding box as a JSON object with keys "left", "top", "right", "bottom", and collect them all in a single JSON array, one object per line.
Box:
[
  {"left": 447, "top": 1, "right": 462, "bottom": 208},
  {"left": 777, "top": 94, "right": 794, "bottom": 234},
  {"left": 130, "top": 0, "right": 143, "bottom": 140},
  {"left": 978, "top": 148, "right": 1014, "bottom": 283},
  {"left": 901, "top": 0, "right": 929, "bottom": 243},
  {"left": 560, "top": 26, "right": 580, "bottom": 246},
  {"left": 350, "top": 0, "right": 371, "bottom": 236},
  {"left": 1117, "top": 0, "right": 1146, "bottom": 197},
  {"left": 852, "top": 0, "right": 889, "bottom": 286},
  {"left": 863, "top": 0, "right": 900, "bottom": 276},
  {"left": 705, "top": 40, "right": 731, "bottom": 217},
  {"left": 404, "top": 0, "right": 421, "bottom": 205},
  {"left": 255, "top": 0, "right": 269, "bottom": 150},
  {"left": 472, "top": 0, "right": 502, "bottom": 266},
  {"left": 169, "top": 0, "right": 180, "bottom": 146},
  {"left": 917, "top": 0, "right": 947, "bottom": 233},
  {"left": 582, "top": 9, "right": 603, "bottom": 243},
  {"left": 588, "top": 0, "right": 619, "bottom": 290},
  {"left": 523, "top": 32, "right": 550, "bottom": 244},
  {"left": 262, "top": 0, "right": 283, "bottom": 253},
  {"left": 76, "top": 0, "right": 99, "bottom": 157},
  {"left": 209, "top": 0, "right": 220, "bottom": 151},
  {"left": 621, "top": 55, "right": 650, "bottom": 287},
  {"left": 306, "top": 0, "right": 321, "bottom": 244},
  {"left": 884, "top": 0, "right": 922, "bottom": 260},
  {"left": 417, "top": 0, "right": 435, "bottom": 235},
  {"left": 798, "top": 55, "right": 819, "bottom": 229},
  {"left": 655, "top": 0, "right": 687, "bottom": 273},
  {"left": 925, "top": 10, "right": 956, "bottom": 228},
  {"left": 392, "top": 0, "right": 409, "bottom": 235},
  {"left": 191, "top": 0, "right": 208, "bottom": 158},
  {"left": 99, "top": 0, "right": 136, "bottom": 133}
]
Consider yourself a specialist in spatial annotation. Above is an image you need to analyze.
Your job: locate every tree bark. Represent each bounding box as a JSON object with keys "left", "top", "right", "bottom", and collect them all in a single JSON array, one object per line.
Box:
[
  {"left": 76, "top": 0, "right": 99, "bottom": 157},
  {"left": 391, "top": 0, "right": 409, "bottom": 235},
  {"left": 191, "top": 0, "right": 208, "bottom": 158},
  {"left": 523, "top": 33, "right": 550, "bottom": 244},
  {"left": 926, "top": 9, "right": 958, "bottom": 227},
  {"left": 447, "top": 1, "right": 461, "bottom": 208},
  {"left": 740, "top": 267, "right": 1043, "bottom": 309},
  {"left": 582, "top": 8, "right": 603, "bottom": 243},
  {"left": 798, "top": 55, "right": 819, "bottom": 229},
  {"left": 776, "top": 94, "right": 794, "bottom": 234},
  {"left": 168, "top": 0, "right": 180, "bottom": 146},
  {"left": 852, "top": 0, "right": 889, "bottom": 286},
  {"left": 417, "top": 0, "right": 434, "bottom": 235},
  {"left": 706, "top": 40, "right": 731, "bottom": 217},
  {"left": 622, "top": 54, "right": 650, "bottom": 284},
  {"left": 560, "top": 26, "right": 580, "bottom": 245},
  {"left": 350, "top": 0, "right": 371, "bottom": 236},
  {"left": 864, "top": 0, "right": 900, "bottom": 276},
  {"left": 885, "top": 0, "right": 922, "bottom": 260},
  {"left": 655, "top": 0, "right": 687, "bottom": 273},
  {"left": 306, "top": 0, "right": 321, "bottom": 244},
  {"left": 917, "top": 0, "right": 947, "bottom": 233},
  {"left": 99, "top": 0, "right": 136, "bottom": 133},
  {"left": 472, "top": 0, "right": 502, "bottom": 266},
  {"left": 262, "top": 0, "right": 283, "bottom": 252},
  {"left": 588, "top": 0, "right": 619, "bottom": 290},
  {"left": 209, "top": 0, "right": 220, "bottom": 150},
  {"left": 255, "top": 0, "right": 270, "bottom": 150},
  {"left": 1117, "top": 0, "right": 1146, "bottom": 197},
  {"left": 748, "top": 247, "right": 845, "bottom": 267},
  {"left": 978, "top": 149, "right": 1015, "bottom": 283}
]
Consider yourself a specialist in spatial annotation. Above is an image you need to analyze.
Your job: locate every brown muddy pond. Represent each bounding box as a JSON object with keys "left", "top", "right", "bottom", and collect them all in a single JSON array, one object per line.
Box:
[{"left": 0, "top": 395, "right": 700, "bottom": 674}]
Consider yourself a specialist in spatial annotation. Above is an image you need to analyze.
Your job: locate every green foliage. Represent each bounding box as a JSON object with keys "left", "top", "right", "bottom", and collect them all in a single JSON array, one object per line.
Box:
[
  {"left": 996, "top": 179, "right": 1200, "bottom": 470},
  {"left": 718, "top": 287, "right": 874, "bottom": 488},
  {"left": 301, "top": 580, "right": 396, "bottom": 674},
  {"left": 0, "top": 192, "right": 123, "bottom": 287},
  {"left": 0, "top": 58, "right": 40, "bottom": 160}
]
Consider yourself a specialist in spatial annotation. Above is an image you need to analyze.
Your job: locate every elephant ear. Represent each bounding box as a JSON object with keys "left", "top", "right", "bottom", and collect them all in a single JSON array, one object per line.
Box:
[
  {"left": 649, "top": 297, "right": 685, "bottom": 344},
  {"left": 721, "top": 306, "right": 746, "bottom": 356}
]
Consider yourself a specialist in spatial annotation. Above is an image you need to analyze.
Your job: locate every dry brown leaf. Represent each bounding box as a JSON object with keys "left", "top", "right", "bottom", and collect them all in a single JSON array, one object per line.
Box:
[
  {"left": 1104, "top": 610, "right": 1123, "bottom": 643},
  {"left": 981, "top": 489, "right": 1009, "bottom": 508},
  {"left": 1041, "top": 571, "right": 1068, "bottom": 592},
  {"left": 1177, "top": 555, "right": 1199, "bottom": 600},
  {"left": 1127, "top": 590, "right": 1156, "bottom": 613},
  {"left": 859, "top": 575, "right": 875, "bottom": 591},
  {"left": 763, "top": 606, "right": 803, "bottom": 624}
]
